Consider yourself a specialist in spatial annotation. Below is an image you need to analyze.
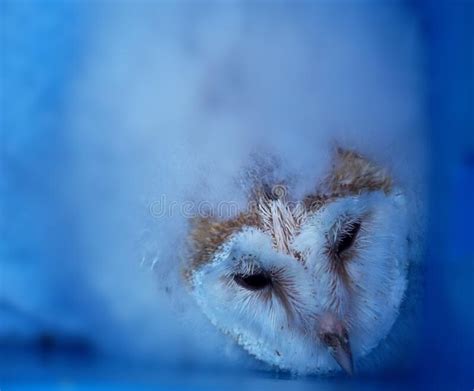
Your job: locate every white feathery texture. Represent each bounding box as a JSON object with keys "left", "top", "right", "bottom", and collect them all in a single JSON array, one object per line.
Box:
[
  {"left": 259, "top": 198, "right": 307, "bottom": 255},
  {"left": 192, "top": 191, "right": 412, "bottom": 374},
  {"left": 3, "top": 2, "right": 426, "bottom": 371}
]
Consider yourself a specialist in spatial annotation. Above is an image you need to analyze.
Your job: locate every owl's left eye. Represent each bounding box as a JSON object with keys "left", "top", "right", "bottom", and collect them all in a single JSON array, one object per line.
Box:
[{"left": 234, "top": 272, "right": 272, "bottom": 291}]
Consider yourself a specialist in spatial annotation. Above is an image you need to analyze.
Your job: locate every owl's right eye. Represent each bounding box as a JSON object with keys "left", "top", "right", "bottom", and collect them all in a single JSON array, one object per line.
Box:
[{"left": 234, "top": 272, "right": 272, "bottom": 291}]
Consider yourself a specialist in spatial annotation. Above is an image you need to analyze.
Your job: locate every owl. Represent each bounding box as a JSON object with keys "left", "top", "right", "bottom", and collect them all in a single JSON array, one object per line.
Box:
[{"left": 184, "top": 148, "right": 416, "bottom": 375}]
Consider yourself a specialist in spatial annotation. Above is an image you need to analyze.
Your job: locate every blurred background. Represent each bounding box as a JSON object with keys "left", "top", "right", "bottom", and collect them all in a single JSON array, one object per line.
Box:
[{"left": 1, "top": 1, "right": 473, "bottom": 390}]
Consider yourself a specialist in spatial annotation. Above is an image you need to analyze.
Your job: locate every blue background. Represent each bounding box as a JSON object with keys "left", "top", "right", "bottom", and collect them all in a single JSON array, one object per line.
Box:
[{"left": 1, "top": 1, "right": 473, "bottom": 390}]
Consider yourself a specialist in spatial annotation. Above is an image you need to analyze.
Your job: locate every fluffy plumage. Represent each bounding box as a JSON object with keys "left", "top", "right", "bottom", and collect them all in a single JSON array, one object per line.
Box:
[{"left": 186, "top": 149, "right": 415, "bottom": 375}]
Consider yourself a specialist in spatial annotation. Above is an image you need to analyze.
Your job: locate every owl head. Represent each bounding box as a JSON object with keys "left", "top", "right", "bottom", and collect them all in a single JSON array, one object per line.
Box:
[{"left": 185, "top": 149, "right": 410, "bottom": 375}]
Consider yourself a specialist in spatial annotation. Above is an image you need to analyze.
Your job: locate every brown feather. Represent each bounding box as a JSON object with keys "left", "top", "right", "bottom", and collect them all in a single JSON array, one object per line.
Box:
[{"left": 185, "top": 148, "right": 392, "bottom": 280}]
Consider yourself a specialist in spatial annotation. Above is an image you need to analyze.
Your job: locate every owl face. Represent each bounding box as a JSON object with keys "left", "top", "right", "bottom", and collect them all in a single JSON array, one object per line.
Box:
[{"left": 187, "top": 150, "right": 410, "bottom": 375}]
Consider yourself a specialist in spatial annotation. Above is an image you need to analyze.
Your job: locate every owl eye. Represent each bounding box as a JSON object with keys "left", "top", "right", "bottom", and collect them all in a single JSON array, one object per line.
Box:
[
  {"left": 336, "top": 221, "right": 361, "bottom": 255},
  {"left": 234, "top": 272, "right": 272, "bottom": 291}
]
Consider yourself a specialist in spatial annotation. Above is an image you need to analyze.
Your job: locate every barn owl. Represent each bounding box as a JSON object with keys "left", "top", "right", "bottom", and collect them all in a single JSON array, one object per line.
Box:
[{"left": 185, "top": 149, "right": 414, "bottom": 375}]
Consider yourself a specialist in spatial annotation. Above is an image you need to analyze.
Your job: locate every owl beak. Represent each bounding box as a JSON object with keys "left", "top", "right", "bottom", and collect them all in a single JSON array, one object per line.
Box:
[{"left": 319, "top": 314, "right": 354, "bottom": 375}]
